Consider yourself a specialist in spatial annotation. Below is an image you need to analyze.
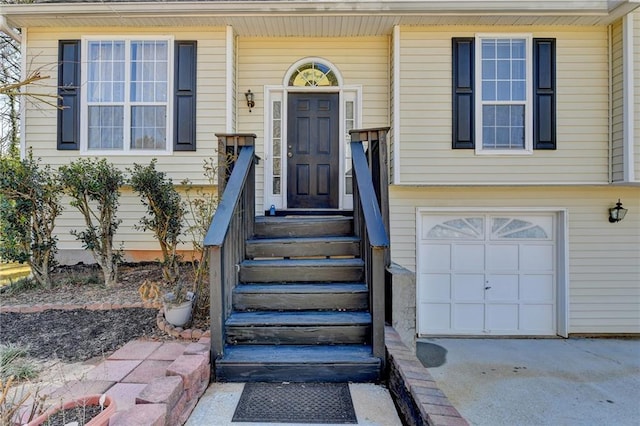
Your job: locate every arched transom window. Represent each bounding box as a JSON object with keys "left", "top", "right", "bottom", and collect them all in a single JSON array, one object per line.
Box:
[{"left": 288, "top": 61, "right": 338, "bottom": 87}]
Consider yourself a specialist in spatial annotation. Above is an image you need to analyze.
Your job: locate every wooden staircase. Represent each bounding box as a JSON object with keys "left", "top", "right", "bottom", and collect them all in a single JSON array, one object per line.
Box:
[
  {"left": 215, "top": 215, "right": 382, "bottom": 382},
  {"left": 207, "top": 129, "right": 390, "bottom": 384}
]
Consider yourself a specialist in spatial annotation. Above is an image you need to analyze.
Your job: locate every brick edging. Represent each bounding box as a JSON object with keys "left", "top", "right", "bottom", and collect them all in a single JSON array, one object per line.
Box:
[
  {"left": 155, "top": 310, "right": 211, "bottom": 340},
  {"left": 385, "top": 326, "right": 469, "bottom": 426},
  {"left": 0, "top": 302, "right": 151, "bottom": 313}
]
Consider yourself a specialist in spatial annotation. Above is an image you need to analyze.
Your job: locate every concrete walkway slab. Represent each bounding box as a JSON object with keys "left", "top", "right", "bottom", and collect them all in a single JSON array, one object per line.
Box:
[
  {"left": 420, "top": 338, "right": 640, "bottom": 426},
  {"left": 186, "top": 382, "right": 402, "bottom": 426}
]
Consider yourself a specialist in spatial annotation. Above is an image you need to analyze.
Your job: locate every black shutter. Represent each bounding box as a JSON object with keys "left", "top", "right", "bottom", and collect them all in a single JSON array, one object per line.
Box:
[
  {"left": 57, "top": 40, "right": 80, "bottom": 150},
  {"left": 452, "top": 38, "right": 475, "bottom": 149},
  {"left": 174, "top": 41, "right": 197, "bottom": 151},
  {"left": 533, "top": 38, "right": 556, "bottom": 150}
]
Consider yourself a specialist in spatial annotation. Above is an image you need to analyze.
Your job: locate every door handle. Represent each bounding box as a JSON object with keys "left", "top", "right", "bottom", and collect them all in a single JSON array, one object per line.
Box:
[
  {"left": 287, "top": 152, "right": 293, "bottom": 158},
  {"left": 485, "top": 286, "right": 492, "bottom": 290}
]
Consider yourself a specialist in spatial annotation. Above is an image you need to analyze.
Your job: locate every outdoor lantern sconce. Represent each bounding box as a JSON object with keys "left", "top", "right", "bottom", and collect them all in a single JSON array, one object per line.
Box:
[
  {"left": 245, "top": 90, "right": 255, "bottom": 112},
  {"left": 608, "top": 199, "right": 628, "bottom": 223}
]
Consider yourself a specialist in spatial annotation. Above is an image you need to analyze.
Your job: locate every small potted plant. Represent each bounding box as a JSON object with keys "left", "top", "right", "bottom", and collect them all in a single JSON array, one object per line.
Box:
[{"left": 162, "top": 277, "right": 195, "bottom": 327}]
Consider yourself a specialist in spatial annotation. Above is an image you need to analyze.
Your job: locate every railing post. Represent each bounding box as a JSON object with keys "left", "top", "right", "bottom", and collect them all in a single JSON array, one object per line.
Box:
[
  {"left": 215, "top": 133, "right": 257, "bottom": 194},
  {"left": 349, "top": 127, "right": 390, "bottom": 266}
]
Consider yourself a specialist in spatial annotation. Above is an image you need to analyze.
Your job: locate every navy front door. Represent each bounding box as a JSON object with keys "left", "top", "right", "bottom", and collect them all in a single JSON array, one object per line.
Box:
[{"left": 287, "top": 93, "right": 340, "bottom": 209}]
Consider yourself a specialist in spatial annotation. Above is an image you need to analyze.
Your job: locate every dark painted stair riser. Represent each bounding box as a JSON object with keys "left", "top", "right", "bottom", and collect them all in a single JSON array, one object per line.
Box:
[
  {"left": 233, "top": 283, "right": 369, "bottom": 311},
  {"left": 216, "top": 215, "right": 381, "bottom": 383}
]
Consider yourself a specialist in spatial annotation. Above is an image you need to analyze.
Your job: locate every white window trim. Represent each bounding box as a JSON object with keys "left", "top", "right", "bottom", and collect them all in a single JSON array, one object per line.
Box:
[
  {"left": 80, "top": 35, "right": 174, "bottom": 156},
  {"left": 475, "top": 33, "right": 533, "bottom": 156}
]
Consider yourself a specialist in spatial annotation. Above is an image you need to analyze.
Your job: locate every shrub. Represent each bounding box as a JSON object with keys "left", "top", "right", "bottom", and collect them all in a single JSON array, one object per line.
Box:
[
  {"left": 0, "top": 151, "right": 62, "bottom": 289},
  {"left": 182, "top": 157, "right": 220, "bottom": 320},
  {"left": 59, "top": 158, "right": 124, "bottom": 288},
  {"left": 129, "top": 159, "right": 185, "bottom": 286}
]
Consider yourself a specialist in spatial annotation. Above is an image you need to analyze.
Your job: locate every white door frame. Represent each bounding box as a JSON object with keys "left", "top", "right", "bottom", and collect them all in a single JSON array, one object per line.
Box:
[
  {"left": 415, "top": 207, "right": 569, "bottom": 337},
  {"left": 262, "top": 58, "right": 361, "bottom": 212}
]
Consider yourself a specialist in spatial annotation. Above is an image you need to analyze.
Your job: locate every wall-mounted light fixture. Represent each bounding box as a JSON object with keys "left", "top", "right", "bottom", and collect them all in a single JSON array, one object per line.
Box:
[
  {"left": 245, "top": 90, "right": 255, "bottom": 112},
  {"left": 608, "top": 199, "right": 628, "bottom": 223}
]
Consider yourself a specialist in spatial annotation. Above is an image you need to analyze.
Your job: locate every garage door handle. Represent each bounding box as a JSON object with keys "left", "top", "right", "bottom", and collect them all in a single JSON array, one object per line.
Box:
[{"left": 485, "top": 286, "right": 491, "bottom": 290}]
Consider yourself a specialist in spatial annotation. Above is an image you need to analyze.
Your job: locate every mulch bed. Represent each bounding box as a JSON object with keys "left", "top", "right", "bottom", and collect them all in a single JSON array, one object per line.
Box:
[{"left": 0, "top": 308, "right": 161, "bottom": 362}]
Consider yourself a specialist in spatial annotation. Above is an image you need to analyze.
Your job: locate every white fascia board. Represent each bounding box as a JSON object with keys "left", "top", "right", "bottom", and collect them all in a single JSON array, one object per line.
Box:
[
  {"left": 0, "top": 15, "right": 21, "bottom": 43},
  {"left": 1, "top": 1, "right": 636, "bottom": 21}
]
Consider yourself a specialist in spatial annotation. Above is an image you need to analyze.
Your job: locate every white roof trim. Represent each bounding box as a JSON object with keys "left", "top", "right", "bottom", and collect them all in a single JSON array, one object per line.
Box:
[{"left": 2, "top": 1, "right": 639, "bottom": 34}]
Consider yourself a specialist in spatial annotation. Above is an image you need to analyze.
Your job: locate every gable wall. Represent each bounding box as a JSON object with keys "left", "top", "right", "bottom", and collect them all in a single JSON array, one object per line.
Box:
[{"left": 397, "top": 25, "right": 610, "bottom": 184}]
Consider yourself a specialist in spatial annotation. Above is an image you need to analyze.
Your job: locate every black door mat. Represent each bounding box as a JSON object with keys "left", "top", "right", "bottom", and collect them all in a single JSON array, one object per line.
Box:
[{"left": 232, "top": 382, "right": 358, "bottom": 424}]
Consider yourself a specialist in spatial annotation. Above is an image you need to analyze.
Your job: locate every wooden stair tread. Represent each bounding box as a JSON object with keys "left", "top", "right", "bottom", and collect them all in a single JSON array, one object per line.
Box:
[
  {"left": 234, "top": 283, "right": 367, "bottom": 294},
  {"left": 226, "top": 311, "right": 371, "bottom": 326},
  {"left": 247, "top": 236, "right": 359, "bottom": 244},
  {"left": 218, "top": 345, "right": 379, "bottom": 364},
  {"left": 241, "top": 258, "right": 364, "bottom": 267}
]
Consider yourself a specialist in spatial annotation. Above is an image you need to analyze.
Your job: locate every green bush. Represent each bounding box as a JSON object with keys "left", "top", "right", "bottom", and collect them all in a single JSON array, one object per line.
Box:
[
  {"left": 59, "top": 158, "right": 124, "bottom": 288},
  {"left": 129, "top": 159, "right": 185, "bottom": 286},
  {"left": 0, "top": 151, "right": 62, "bottom": 289}
]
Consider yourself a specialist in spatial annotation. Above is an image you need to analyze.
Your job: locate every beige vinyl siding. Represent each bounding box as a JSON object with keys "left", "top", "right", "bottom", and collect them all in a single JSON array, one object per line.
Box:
[
  {"left": 398, "top": 26, "right": 610, "bottom": 184},
  {"left": 55, "top": 186, "right": 213, "bottom": 264},
  {"left": 611, "top": 19, "right": 625, "bottom": 182},
  {"left": 23, "top": 27, "right": 226, "bottom": 255},
  {"left": 23, "top": 27, "right": 227, "bottom": 184},
  {"left": 390, "top": 185, "right": 640, "bottom": 334},
  {"left": 635, "top": 11, "right": 640, "bottom": 180},
  {"left": 236, "top": 36, "right": 390, "bottom": 209}
]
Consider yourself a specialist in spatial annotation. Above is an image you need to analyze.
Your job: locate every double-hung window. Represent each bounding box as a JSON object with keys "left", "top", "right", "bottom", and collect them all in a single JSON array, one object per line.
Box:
[
  {"left": 476, "top": 34, "right": 532, "bottom": 154},
  {"left": 82, "top": 37, "right": 172, "bottom": 154},
  {"left": 452, "top": 35, "right": 555, "bottom": 152}
]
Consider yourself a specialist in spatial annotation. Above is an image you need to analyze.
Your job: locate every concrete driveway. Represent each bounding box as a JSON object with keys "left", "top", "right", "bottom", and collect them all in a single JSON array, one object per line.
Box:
[{"left": 417, "top": 338, "right": 640, "bottom": 426}]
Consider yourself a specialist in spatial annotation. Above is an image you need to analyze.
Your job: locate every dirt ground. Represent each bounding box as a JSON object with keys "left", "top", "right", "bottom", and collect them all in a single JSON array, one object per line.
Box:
[{"left": 0, "top": 263, "right": 202, "bottom": 371}]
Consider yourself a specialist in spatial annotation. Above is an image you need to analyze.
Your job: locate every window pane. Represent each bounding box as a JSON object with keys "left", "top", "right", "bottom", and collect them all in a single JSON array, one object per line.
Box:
[
  {"left": 482, "top": 60, "right": 496, "bottom": 79},
  {"left": 482, "top": 40, "right": 496, "bottom": 59},
  {"left": 497, "top": 59, "right": 510, "bottom": 79},
  {"left": 273, "top": 177, "right": 281, "bottom": 195},
  {"left": 130, "top": 106, "right": 166, "bottom": 150},
  {"left": 512, "top": 59, "right": 526, "bottom": 79},
  {"left": 497, "top": 81, "right": 510, "bottom": 101},
  {"left": 512, "top": 81, "right": 526, "bottom": 101},
  {"left": 346, "top": 101, "right": 354, "bottom": 120},
  {"left": 496, "top": 40, "right": 511, "bottom": 58},
  {"left": 88, "top": 106, "right": 123, "bottom": 150},
  {"left": 512, "top": 40, "right": 526, "bottom": 58},
  {"left": 482, "top": 81, "right": 496, "bottom": 101},
  {"left": 482, "top": 105, "right": 525, "bottom": 149}
]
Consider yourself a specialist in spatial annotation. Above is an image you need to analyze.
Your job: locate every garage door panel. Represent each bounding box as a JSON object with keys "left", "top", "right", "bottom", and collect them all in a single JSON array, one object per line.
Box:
[
  {"left": 420, "top": 303, "right": 451, "bottom": 332},
  {"left": 452, "top": 244, "right": 485, "bottom": 270},
  {"left": 485, "top": 274, "right": 519, "bottom": 301},
  {"left": 453, "top": 304, "right": 484, "bottom": 331},
  {"left": 420, "top": 273, "right": 451, "bottom": 301},
  {"left": 487, "top": 244, "right": 519, "bottom": 270},
  {"left": 421, "top": 244, "right": 451, "bottom": 271},
  {"left": 521, "top": 304, "right": 554, "bottom": 332},
  {"left": 520, "top": 245, "right": 554, "bottom": 270},
  {"left": 486, "top": 304, "right": 519, "bottom": 331},
  {"left": 418, "top": 212, "right": 557, "bottom": 336},
  {"left": 521, "top": 275, "right": 554, "bottom": 301},
  {"left": 452, "top": 274, "right": 485, "bottom": 301}
]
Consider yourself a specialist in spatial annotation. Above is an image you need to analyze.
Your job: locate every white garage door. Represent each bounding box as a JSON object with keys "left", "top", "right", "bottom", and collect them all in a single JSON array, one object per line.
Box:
[{"left": 418, "top": 213, "right": 556, "bottom": 336}]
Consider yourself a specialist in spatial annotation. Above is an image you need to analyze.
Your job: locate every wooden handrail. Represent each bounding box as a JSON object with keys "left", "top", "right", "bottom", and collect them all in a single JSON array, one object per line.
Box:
[
  {"left": 350, "top": 134, "right": 389, "bottom": 366},
  {"left": 204, "top": 146, "right": 255, "bottom": 247},
  {"left": 205, "top": 134, "right": 256, "bottom": 363},
  {"left": 351, "top": 142, "right": 389, "bottom": 249}
]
